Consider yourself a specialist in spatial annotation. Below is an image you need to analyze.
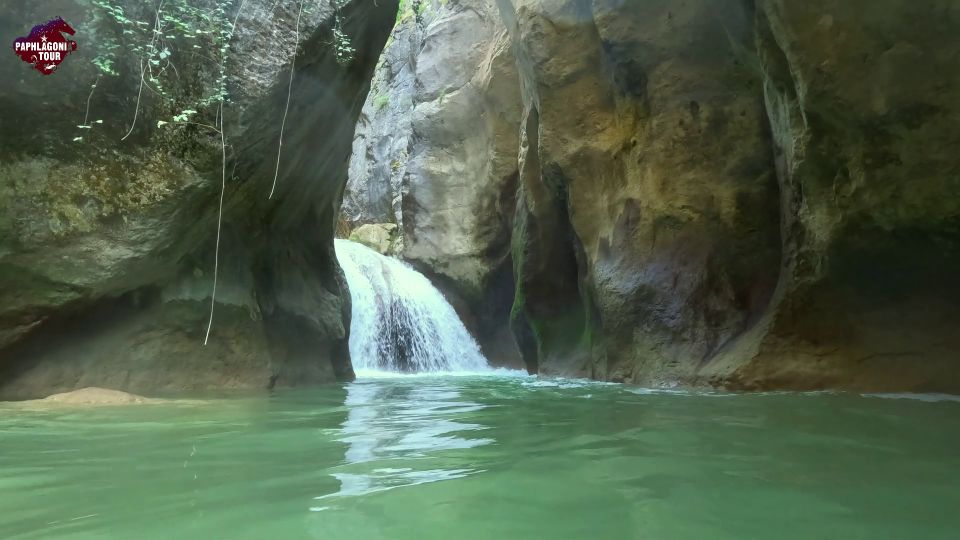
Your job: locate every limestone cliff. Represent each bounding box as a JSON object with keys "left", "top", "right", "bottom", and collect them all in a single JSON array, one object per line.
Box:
[
  {"left": 4, "top": 0, "right": 958, "bottom": 394},
  {"left": 343, "top": 0, "right": 524, "bottom": 366},
  {"left": 498, "top": 0, "right": 960, "bottom": 391},
  {"left": 0, "top": 0, "right": 398, "bottom": 398},
  {"left": 714, "top": 1, "right": 960, "bottom": 391},
  {"left": 349, "top": 0, "right": 960, "bottom": 391}
]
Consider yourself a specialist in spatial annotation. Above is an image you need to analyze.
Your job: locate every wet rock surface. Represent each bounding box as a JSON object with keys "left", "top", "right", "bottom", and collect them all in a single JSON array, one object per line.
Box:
[
  {"left": 0, "top": 0, "right": 398, "bottom": 398},
  {"left": 497, "top": 0, "right": 960, "bottom": 391},
  {"left": 350, "top": 0, "right": 960, "bottom": 390},
  {"left": 344, "top": 0, "right": 524, "bottom": 368},
  {"left": 3, "top": 0, "right": 958, "bottom": 393},
  {"left": 349, "top": 223, "right": 398, "bottom": 255},
  {"left": 710, "top": 0, "right": 960, "bottom": 391}
]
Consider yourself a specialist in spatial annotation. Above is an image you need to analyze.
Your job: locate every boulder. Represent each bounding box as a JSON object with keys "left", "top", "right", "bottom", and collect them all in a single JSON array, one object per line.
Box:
[
  {"left": 27, "top": 387, "right": 152, "bottom": 406},
  {"left": 349, "top": 223, "right": 398, "bottom": 254}
]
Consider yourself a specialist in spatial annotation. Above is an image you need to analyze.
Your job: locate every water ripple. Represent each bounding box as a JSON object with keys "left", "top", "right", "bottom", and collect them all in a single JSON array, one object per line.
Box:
[{"left": 315, "top": 379, "right": 493, "bottom": 504}]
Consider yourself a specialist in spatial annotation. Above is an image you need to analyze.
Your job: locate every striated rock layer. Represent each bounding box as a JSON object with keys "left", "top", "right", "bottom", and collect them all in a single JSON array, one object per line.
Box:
[
  {"left": 344, "top": 0, "right": 524, "bottom": 367},
  {"left": 496, "top": 0, "right": 960, "bottom": 391},
  {"left": 0, "top": 0, "right": 398, "bottom": 399},
  {"left": 498, "top": 0, "right": 782, "bottom": 383},
  {"left": 349, "top": 0, "right": 960, "bottom": 391},
  {"left": 716, "top": 1, "right": 960, "bottom": 391},
  {"left": 3, "top": 0, "right": 958, "bottom": 395}
]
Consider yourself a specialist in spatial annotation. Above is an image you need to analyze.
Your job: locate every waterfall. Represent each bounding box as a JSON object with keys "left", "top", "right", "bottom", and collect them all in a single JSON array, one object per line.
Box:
[{"left": 335, "top": 239, "right": 490, "bottom": 373}]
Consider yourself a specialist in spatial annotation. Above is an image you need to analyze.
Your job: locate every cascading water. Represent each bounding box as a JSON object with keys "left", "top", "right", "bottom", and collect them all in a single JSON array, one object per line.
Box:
[{"left": 335, "top": 239, "right": 490, "bottom": 373}]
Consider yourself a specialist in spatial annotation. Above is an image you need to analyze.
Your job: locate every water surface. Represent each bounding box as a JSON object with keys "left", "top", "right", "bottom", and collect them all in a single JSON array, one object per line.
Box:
[{"left": 2, "top": 374, "right": 959, "bottom": 539}]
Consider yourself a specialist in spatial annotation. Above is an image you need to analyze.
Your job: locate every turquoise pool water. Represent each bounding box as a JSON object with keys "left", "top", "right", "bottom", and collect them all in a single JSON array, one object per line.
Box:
[{"left": 2, "top": 374, "right": 959, "bottom": 539}]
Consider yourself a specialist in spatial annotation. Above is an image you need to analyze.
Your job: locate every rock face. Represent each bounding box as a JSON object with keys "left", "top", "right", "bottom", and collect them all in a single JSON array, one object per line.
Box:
[
  {"left": 349, "top": 223, "right": 398, "bottom": 255},
  {"left": 345, "top": 0, "right": 959, "bottom": 390},
  {"left": 499, "top": 0, "right": 782, "bottom": 381},
  {"left": 3, "top": 0, "right": 957, "bottom": 394},
  {"left": 0, "top": 0, "right": 398, "bottom": 399},
  {"left": 713, "top": 1, "right": 960, "bottom": 391},
  {"left": 494, "top": 0, "right": 960, "bottom": 391},
  {"left": 343, "top": 0, "right": 524, "bottom": 367}
]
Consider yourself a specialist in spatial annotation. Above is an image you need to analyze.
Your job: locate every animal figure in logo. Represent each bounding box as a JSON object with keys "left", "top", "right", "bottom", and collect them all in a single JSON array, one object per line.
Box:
[{"left": 13, "top": 17, "right": 77, "bottom": 75}]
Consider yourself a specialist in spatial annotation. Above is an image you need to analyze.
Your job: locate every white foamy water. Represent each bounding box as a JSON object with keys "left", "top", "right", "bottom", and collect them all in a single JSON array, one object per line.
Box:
[{"left": 335, "top": 239, "right": 491, "bottom": 373}]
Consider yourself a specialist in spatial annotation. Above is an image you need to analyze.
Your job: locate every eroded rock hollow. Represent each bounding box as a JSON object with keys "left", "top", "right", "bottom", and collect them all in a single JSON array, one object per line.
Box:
[
  {"left": 344, "top": 0, "right": 960, "bottom": 392},
  {"left": 0, "top": 0, "right": 398, "bottom": 398}
]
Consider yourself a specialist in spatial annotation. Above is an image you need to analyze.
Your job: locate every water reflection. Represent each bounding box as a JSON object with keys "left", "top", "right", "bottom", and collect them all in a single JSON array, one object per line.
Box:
[{"left": 312, "top": 378, "right": 492, "bottom": 508}]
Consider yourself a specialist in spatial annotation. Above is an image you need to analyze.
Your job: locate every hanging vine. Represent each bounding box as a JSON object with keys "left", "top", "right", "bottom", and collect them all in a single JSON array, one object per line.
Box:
[{"left": 80, "top": 0, "right": 360, "bottom": 344}]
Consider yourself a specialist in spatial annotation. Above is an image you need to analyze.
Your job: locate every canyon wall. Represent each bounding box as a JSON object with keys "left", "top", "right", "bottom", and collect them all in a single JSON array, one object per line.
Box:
[
  {"left": 343, "top": 0, "right": 524, "bottom": 365},
  {"left": 3, "top": 0, "right": 957, "bottom": 395},
  {"left": 718, "top": 1, "right": 960, "bottom": 390},
  {"left": 351, "top": 0, "right": 960, "bottom": 391},
  {"left": 499, "top": 0, "right": 782, "bottom": 382},
  {"left": 0, "top": 0, "right": 397, "bottom": 398},
  {"left": 504, "top": 0, "right": 960, "bottom": 391}
]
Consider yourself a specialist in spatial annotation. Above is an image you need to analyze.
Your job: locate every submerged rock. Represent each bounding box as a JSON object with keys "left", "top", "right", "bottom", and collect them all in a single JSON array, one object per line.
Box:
[
  {"left": 6, "top": 386, "right": 211, "bottom": 407},
  {"left": 29, "top": 387, "right": 153, "bottom": 406}
]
